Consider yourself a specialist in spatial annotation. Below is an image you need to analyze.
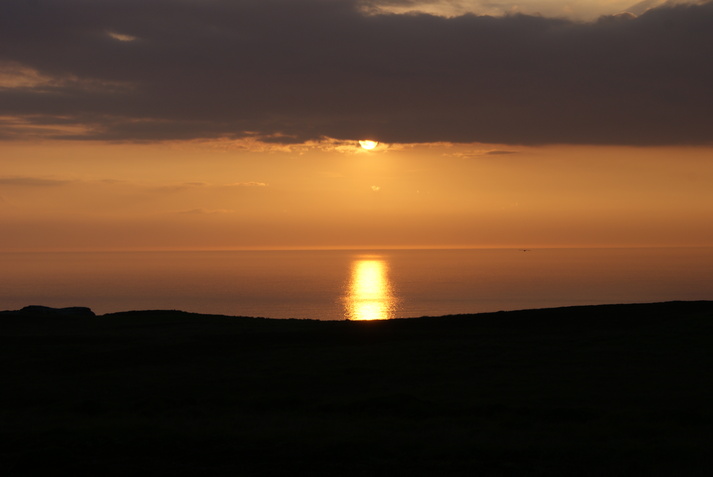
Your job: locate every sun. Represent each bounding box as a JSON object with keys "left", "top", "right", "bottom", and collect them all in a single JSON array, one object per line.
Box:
[{"left": 358, "top": 140, "right": 379, "bottom": 150}]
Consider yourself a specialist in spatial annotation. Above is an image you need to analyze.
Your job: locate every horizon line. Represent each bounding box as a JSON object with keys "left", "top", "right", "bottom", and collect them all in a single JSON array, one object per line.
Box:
[{"left": 3, "top": 244, "right": 713, "bottom": 253}]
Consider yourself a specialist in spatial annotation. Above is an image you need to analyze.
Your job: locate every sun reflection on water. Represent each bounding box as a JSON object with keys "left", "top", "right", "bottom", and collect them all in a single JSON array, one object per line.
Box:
[{"left": 343, "top": 257, "right": 397, "bottom": 320}]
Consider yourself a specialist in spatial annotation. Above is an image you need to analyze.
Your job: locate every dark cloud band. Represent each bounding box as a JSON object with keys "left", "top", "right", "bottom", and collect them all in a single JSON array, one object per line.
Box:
[{"left": 1, "top": 0, "right": 712, "bottom": 145}]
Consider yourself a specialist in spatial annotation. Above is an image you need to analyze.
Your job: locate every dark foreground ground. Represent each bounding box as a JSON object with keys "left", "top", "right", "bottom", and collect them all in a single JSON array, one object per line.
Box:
[{"left": 2, "top": 301, "right": 713, "bottom": 476}]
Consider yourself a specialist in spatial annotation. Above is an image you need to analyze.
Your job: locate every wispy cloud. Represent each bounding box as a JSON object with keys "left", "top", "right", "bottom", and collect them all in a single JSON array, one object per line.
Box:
[
  {"left": 444, "top": 148, "right": 521, "bottom": 158},
  {"left": 155, "top": 181, "right": 266, "bottom": 192},
  {"left": 228, "top": 182, "right": 267, "bottom": 187},
  {"left": 0, "top": 176, "right": 72, "bottom": 187},
  {"left": 106, "top": 31, "right": 138, "bottom": 42}
]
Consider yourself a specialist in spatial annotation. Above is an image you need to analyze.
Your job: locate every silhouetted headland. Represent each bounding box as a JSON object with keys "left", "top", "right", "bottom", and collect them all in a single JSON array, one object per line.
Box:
[
  {"left": 3, "top": 301, "right": 713, "bottom": 476},
  {"left": 1, "top": 305, "right": 96, "bottom": 318}
]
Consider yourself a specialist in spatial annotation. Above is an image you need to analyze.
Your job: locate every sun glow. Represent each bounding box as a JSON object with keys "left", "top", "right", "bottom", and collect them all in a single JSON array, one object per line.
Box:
[
  {"left": 358, "top": 140, "right": 379, "bottom": 150},
  {"left": 344, "top": 258, "right": 397, "bottom": 320}
]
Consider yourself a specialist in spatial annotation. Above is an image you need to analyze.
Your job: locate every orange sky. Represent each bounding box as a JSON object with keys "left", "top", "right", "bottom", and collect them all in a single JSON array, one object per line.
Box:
[
  {"left": 2, "top": 1, "right": 712, "bottom": 251},
  {"left": 1, "top": 140, "right": 712, "bottom": 251}
]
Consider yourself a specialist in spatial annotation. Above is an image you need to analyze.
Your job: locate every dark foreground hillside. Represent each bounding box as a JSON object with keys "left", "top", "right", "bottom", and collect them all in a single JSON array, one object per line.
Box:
[{"left": 2, "top": 301, "right": 713, "bottom": 476}]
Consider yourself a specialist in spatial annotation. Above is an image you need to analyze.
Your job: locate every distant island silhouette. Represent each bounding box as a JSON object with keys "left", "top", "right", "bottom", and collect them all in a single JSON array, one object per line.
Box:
[{"left": 3, "top": 301, "right": 713, "bottom": 476}]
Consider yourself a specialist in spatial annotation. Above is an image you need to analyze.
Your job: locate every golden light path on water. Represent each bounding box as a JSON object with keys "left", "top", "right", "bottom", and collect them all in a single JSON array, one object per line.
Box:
[{"left": 344, "top": 257, "right": 398, "bottom": 320}]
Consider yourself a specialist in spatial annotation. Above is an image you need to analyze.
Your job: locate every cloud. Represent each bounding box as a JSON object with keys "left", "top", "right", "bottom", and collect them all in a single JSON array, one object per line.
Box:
[
  {"left": 0, "top": 176, "right": 72, "bottom": 187},
  {"left": 625, "top": 1, "right": 706, "bottom": 16},
  {"left": 154, "top": 181, "right": 266, "bottom": 192},
  {"left": 151, "top": 182, "right": 207, "bottom": 193},
  {"left": 331, "top": 0, "right": 712, "bottom": 18},
  {"left": 1, "top": 0, "right": 712, "bottom": 146},
  {"left": 361, "top": 0, "right": 658, "bottom": 19},
  {"left": 106, "top": 31, "right": 138, "bottom": 42},
  {"left": 444, "top": 147, "right": 520, "bottom": 157},
  {"left": 228, "top": 182, "right": 268, "bottom": 187}
]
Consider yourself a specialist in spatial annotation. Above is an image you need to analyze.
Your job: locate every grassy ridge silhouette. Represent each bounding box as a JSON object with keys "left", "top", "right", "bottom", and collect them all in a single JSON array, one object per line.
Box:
[{"left": 2, "top": 301, "right": 713, "bottom": 476}]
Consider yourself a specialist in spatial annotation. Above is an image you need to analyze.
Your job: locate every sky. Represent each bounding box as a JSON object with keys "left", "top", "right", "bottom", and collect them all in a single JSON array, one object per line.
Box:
[{"left": 1, "top": 0, "right": 712, "bottom": 251}]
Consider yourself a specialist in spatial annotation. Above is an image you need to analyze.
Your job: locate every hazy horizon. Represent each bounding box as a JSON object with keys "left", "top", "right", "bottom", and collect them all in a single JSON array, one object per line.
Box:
[{"left": 3, "top": 248, "right": 712, "bottom": 319}]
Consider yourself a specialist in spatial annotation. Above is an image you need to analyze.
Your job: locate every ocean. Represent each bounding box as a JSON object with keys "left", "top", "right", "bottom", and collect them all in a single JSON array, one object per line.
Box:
[{"left": 2, "top": 247, "right": 712, "bottom": 320}]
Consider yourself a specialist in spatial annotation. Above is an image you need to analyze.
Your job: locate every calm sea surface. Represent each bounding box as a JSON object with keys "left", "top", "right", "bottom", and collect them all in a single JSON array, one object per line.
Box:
[{"left": 1, "top": 248, "right": 712, "bottom": 320}]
